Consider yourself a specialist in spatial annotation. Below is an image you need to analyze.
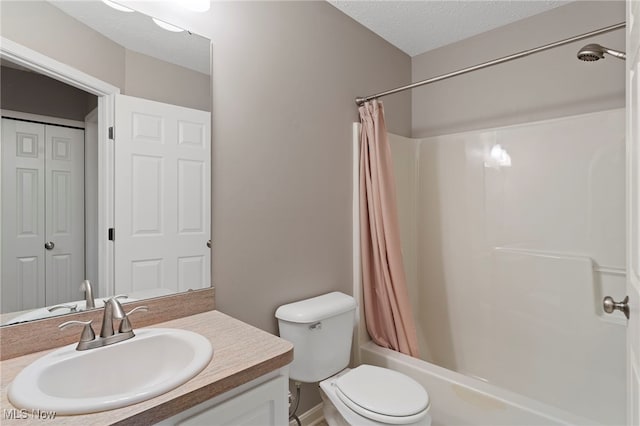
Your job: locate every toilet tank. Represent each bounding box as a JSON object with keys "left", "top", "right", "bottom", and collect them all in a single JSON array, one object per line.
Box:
[{"left": 276, "top": 292, "right": 356, "bottom": 383}]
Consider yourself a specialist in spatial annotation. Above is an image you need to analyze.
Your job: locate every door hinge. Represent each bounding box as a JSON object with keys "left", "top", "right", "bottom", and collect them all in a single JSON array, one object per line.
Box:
[
  {"left": 108, "top": 126, "right": 114, "bottom": 140},
  {"left": 108, "top": 228, "right": 115, "bottom": 241}
]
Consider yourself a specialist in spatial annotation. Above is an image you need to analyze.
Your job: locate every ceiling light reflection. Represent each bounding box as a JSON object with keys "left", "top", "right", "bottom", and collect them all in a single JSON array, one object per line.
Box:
[
  {"left": 152, "top": 18, "right": 185, "bottom": 33},
  {"left": 102, "top": 0, "right": 134, "bottom": 13}
]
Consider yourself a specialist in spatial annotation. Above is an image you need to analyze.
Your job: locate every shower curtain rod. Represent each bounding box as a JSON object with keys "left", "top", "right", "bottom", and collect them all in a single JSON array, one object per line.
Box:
[{"left": 355, "top": 22, "right": 625, "bottom": 106}]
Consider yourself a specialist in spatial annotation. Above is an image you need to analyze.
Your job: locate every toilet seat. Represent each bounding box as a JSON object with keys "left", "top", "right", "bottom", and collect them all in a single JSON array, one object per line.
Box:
[{"left": 334, "top": 365, "right": 430, "bottom": 425}]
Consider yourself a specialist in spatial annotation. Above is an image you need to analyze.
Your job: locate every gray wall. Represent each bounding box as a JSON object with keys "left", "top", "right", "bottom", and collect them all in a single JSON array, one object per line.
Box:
[
  {"left": 124, "top": 50, "right": 210, "bottom": 111},
  {"left": 208, "top": 0, "right": 411, "bottom": 331},
  {"left": 411, "top": 1, "right": 626, "bottom": 137},
  {"left": 1, "top": 65, "right": 97, "bottom": 121},
  {"left": 0, "top": 0, "right": 210, "bottom": 111}
]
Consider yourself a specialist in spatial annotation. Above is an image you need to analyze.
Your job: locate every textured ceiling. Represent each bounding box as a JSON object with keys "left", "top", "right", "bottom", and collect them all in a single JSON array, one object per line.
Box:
[{"left": 329, "top": 0, "right": 572, "bottom": 57}]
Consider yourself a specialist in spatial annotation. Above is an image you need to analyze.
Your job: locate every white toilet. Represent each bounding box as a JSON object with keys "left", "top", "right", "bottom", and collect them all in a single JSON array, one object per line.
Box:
[{"left": 276, "top": 292, "right": 431, "bottom": 426}]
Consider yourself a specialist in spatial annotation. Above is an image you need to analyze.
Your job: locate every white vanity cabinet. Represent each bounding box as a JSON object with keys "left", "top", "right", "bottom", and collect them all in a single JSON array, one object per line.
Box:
[{"left": 157, "top": 369, "right": 289, "bottom": 426}]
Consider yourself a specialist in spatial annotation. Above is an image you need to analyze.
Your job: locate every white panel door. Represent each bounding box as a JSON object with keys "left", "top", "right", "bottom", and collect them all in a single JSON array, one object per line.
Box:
[
  {"left": 44, "top": 124, "right": 85, "bottom": 305},
  {"left": 114, "top": 95, "right": 210, "bottom": 295},
  {"left": 1, "top": 118, "right": 46, "bottom": 312},
  {"left": 626, "top": 1, "right": 640, "bottom": 424}
]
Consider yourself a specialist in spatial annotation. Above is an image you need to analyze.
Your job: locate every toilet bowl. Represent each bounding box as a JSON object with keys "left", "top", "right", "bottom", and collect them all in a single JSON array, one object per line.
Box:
[
  {"left": 319, "top": 365, "right": 431, "bottom": 426},
  {"left": 275, "top": 292, "right": 431, "bottom": 426}
]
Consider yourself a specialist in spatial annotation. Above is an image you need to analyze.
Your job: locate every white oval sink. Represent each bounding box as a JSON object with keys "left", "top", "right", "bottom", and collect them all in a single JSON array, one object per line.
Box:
[{"left": 8, "top": 328, "right": 213, "bottom": 414}]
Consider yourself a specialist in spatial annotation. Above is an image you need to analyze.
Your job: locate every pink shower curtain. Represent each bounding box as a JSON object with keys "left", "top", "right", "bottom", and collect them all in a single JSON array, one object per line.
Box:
[{"left": 359, "top": 100, "right": 419, "bottom": 358}]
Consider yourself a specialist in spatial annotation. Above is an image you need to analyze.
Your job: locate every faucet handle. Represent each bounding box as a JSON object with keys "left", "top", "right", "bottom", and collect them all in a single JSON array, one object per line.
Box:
[
  {"left": 119, "top": 306, "right": 149, "bottom": 333},
  {"left": 48, "top": 303, "right": 79, "bottom": 313},
  {"left": 59, "top": 320, "right": 95, "bottom": 342}
]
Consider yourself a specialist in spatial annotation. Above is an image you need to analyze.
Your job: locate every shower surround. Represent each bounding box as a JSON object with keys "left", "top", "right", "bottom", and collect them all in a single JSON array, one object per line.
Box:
[{"left": 387, "top": 108, "right": 626, "bottom": 424}]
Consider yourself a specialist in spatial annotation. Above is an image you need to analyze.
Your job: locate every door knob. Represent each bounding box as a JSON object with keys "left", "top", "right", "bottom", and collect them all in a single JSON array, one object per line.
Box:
[
  {"left": 603, "top": 295, "right": 629, "bottom": 320},
  {"left": 44, "top": 241, "right": 55, "bottom": 250},
  {"left": 207, "top": 240, "right": 212, "bottom": 248}
]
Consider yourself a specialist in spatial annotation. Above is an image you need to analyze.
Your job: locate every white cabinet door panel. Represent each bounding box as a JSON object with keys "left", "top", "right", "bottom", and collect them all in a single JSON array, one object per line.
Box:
[{"left": 176, "top": 376, "right": 288, "bottom": 426}]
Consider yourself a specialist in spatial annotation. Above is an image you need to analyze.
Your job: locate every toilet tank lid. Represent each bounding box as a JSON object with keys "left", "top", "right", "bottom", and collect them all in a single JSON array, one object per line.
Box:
[{"left": 275, "top": 292, "right": 356, "bottom": 323}]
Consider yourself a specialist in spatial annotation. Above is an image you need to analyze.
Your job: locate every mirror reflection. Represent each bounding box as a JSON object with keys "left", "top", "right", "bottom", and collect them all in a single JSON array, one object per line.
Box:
[{"left": 0, "top": 0, "right": 212, "bottom": 325}]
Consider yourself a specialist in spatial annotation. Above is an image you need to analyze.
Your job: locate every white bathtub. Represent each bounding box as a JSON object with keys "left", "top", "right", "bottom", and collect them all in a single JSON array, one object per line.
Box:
[{"left": 358, "top": 340, "right": 597, "bottom": 426}]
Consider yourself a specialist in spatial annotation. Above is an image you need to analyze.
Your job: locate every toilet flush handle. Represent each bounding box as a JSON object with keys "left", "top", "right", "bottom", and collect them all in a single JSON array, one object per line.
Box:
[{"left": 309, "top": 321, "right": 322, "bottom": 330}]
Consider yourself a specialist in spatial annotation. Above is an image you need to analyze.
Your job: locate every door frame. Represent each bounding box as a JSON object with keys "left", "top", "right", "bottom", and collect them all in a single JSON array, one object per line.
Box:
[{"left": 0, "top": 37, "right": 120, "bottom": 298}]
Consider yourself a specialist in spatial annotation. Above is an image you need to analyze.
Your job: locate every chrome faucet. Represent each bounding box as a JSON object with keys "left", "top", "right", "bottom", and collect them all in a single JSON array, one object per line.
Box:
[
  {"left": 100, "top": 297, "right": 126, "bottom": 338},
  {"left": 59, "top": 297, "right": 148, "bottom": 351},
  {"left": 80, "top": 280, "right": 95, "bottom": 309}
]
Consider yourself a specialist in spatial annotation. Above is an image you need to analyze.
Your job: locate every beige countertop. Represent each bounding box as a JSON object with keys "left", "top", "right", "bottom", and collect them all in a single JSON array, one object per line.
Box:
[{"left": 0, "top": 310, "right": 293, "bottom": 425}]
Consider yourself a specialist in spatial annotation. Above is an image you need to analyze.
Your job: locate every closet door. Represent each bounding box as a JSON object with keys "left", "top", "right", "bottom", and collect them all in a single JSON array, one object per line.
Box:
[
  {"left": 1, "top": 118, "right": 85, "bottom": 311},
  {"left": 44, "top": 124, "right": 85, "bottom": 305},
  {"left": 1, "top": 118, "right": 46, "bottom": 312}
]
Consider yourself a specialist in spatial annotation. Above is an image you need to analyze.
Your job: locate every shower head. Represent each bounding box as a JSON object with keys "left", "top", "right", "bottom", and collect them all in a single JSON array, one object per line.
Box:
[{"left": 577, "top": 43, "right": 626, "bottom": 61}]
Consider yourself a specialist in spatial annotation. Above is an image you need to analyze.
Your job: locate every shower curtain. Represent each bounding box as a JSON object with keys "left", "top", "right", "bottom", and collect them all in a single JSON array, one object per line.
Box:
[{"left": 359, "top": 100, "right": 419, "bottom": 357}]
